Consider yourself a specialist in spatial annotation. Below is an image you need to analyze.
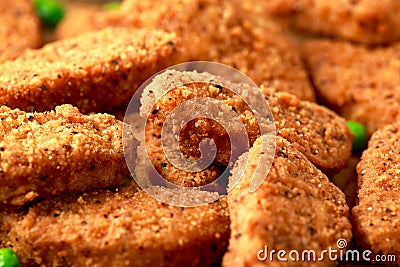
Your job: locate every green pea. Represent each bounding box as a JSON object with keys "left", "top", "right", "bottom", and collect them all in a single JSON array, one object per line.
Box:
[
  {"left": 0, "top": 248, "right": 20, "bottom": 267},
  {"left": 103, "top": 1, "right": 121, "bottom": 11},
  {"left": 347, "top": 121, "right": 368, "bottom": 153},
  {"left": 34, "top": 0, "right": 65, "bottom": 27}
]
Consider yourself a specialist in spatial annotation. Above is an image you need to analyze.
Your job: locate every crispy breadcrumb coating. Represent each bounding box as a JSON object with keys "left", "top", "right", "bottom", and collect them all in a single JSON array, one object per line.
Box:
[
  {"left": 265, "top": 89, "right": 353, "bottom": 173},
  {"left": 303, "top": 40, "right": 400, "bottom": 135},
  {"left": 0, "top": 27, "right": 179, "bottom": 113},
  {"left": 223, "top": 136, "right": 352, "bottom": 266},
  {"left": 0, "top": 104, "right": 135, "bottom": 206},
  {"left": 0, "top": 0, "right": 41, "bottom": 63},
  {"left": 352, "top": 121, "right": 400, "bottom": 262},
  {"left": 1, "top": 186, "right": 230, "bottom": 267},
  {"left": 264, "top": 0, "right": 400, "bottom": 45},
  {"left": 56, "top": 0, "right": 315, "bottom": 101}
]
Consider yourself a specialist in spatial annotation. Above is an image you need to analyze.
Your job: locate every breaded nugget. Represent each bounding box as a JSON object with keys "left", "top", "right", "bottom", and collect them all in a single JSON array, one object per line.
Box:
[
  {"left": 140, "top": 70, "right": 274, "bottom": 186},
  {"left": 1, "top": 185, "right": 230, "bottom": 267},
  {"left": 303, "top": 40, "right": 400, "bottom": 135},
  {"left": 56, "top": 0, "right": 315, "bottom": 101},
  {"left": 0, "top": 104, "right": 134, "bottom": 206},
  {"left": 0, "top": 0, "right": 41, "bottom": 63},
  {"left": 264, "top": 0, "right": 400, "bottom": 45},
  {"left": 223, "top": 136, "right": 352, "bottom": 266},
  {"left": 352, "top": 121, "right": 400, "bottom": 261},
  {"left": 0, "top": 27, "right": 179, "bottom": 113},
  {"left": 265, "top": 89, "right": 353, "bottom": 172},
  {"left": 140, "top": 70, "right": 351, "bottom": 183}
]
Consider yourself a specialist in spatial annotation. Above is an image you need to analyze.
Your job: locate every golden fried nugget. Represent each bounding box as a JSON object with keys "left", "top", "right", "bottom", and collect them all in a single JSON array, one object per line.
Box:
[
  {"left": 141, "top": 70, "right": 351, "bottom": 181},
  {"left": 1, "top": 186, "right": 230, "bottom": 267},
  {"left": 0, "top": 0, "right": 41, "bottom": 63},
  {"left": 264, "top": 0, "right": 400, "bottom": 45},
  {"left": 140, "top": 70, "right": 273, "bottom": 171},
  {"left": 56, "top": 0, "right": 315, "bottom": 101},
  {"left": 0, "top": 27, "right": 179, "bottom": 113},
  {"left": 265, "top": 89, "right": 353, "bottom": 173},
  {"left": 223, "top": 136, "right": 352, "bottom": 266},
  {"left": 0, "top": 104, "right": 135, "bottom": 206},
  {"left": 352, "top": 121, "right": 400, "bottom": 262},
  {"left": 302, "top": 40, "right": 400, "bottom": 135}
]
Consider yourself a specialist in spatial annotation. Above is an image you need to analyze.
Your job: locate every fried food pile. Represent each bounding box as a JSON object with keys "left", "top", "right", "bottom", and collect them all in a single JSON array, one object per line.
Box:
[{"left": 0, "top": 0, "right": 399, "bottom": 266}]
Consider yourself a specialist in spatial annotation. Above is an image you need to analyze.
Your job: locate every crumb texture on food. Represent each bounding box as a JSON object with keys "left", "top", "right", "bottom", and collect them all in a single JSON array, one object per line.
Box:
[{"left": 0, "top": 104, "right": 132, "bottom": 206}]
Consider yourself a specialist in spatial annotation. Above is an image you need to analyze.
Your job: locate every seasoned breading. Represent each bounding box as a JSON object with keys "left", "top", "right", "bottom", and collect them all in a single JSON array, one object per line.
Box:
[
  {"left": 0, "top": 27, "right": 179, "bottom": 113},
  {"left": 264, "top": 0, "right": 400, "bottom": 45},
  {"left": 56, "top": 0, "right": 315, "bottom": 101},
  {"left": 0, "top": 104, "right": 135, "bottom": 206},
  {"left": 140, "top": 70, "right": 351, "bottom": 184},
  {"left": 265, "top": 89, "right": 353, "bottom": 172},
  {"left": 0, "top": 0, "right": 41, "bottom": 63},
  {"left": 139, "top": 69, "right": 274, "bottom": 188},
  {"left": 302, "top": 40, "right": 400, "bottom": 135},
  {"left": 352, "top": 121, "right": 400, "bottom": 262},
  {"left": 223, "top": 136, "right": 352, "bottom": 266},
  {"left": 141, "top": 123, "right": 226, "bottom": 188},
  {"left": 1, "top": 185, "right": 230, "bottom": 267}
]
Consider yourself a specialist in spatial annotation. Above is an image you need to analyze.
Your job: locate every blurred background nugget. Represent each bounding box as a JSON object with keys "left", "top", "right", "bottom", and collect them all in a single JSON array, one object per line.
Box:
[
  {"left": 223, "top": 136, "right": 352, "bottom": 266},
  {"left": 302, "top": 40, "right": 400, "bottom": 135},
  {"left": 352, "top": 121, "right": 400, "bottom": 263},
  {"left": 1, "top": 185, "right": 230, "bottom": 267},
  {"left": 56, "top": 0, "right": 315, "bottom": 102},
  {"left": 0, "top": 104, "right": 134, "bottom": 206},
  {"left": 0, "top": 27, "right": 179, "bottom": 114},
  {"left": 264, "top": 0, "right": 400, "bottom": 45},
  {"left": 0, "top": 0, "right": 41, "bottom": 63}
]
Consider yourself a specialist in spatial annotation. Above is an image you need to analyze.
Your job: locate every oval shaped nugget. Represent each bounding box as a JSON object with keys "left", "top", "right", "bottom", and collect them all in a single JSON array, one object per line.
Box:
[
  {"left": 303, "top": 40, "right": 400, "bottom": 135},
  {"left": 0, "top": 104, "right": 136, "bottom": 206},
  {"left": 265, "top": 89, "right": 353, "bottom": 173},
  {"left": 56, "top": 0, "right": 315, "bottom": 102},
  {"left": 1, "top": 186, "right": 230, "bottom": 267},
  {"left": 0, "top": 0, "right": 41, "bottom": 63},
  {"left": 264, "top": 0, "right": 400, "bottom": 45},
  {"left": 352, "top": 121, "right": 400, "bottom": 262},
  {"left": 223, "top": 136, "right": 352, "bottom": 266},
  {"left": 0, "top": 27, "right": 179, "bottom": 113}
]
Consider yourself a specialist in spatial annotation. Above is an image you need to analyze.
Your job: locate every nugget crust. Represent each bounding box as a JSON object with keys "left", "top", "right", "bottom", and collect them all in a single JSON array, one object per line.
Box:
[
  {"left": 0, "top": 0, "right": 41, "bottom": 63},
  {"left": 0, "top": 104, "right": 133, "bottom": 206},
  {"left": 264, "top": 0, "right": 400, "bottom": 45},
  {"left": 265, "top": 89, "right": 353, "bottom": 172},
  {"left": 1, "top": 186, "right": 230, "bottom": 267},
  {"left": 0, "top": 27, "right": 179, "bottom": 113},
  {"left": 303, "top": 40, "right": 400, "bottom": 135},
  {"left": 223, "top": 136, "right": 352, "bottom": 266},
  {"left": 352, "top": 122, "right": 400, "bottom": 261},
  {"left": 56, "top": 0, "right": 315, "bottom": 101}
]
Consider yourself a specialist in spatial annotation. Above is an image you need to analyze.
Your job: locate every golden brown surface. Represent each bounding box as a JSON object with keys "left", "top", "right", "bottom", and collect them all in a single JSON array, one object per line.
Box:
[
  {"left": 265, "top": 89, "right": 353, "bottom": 172},
  {"left": 223, "top": 136, "right": 352, "bottom": 266},
  {"left": 1, "top": 185, "right": 230, "bottom": 267},
  {"left": 56, "top": 0, "right": 315, "bottom": 102},
  {"left": 0, "top": 27, "right": 179, "bottom": 114},
  {"left": 140, "top": 70, "right": 274, "bottom": 188},
  {"left": 0, "top": 0, "right": 41, "bottom": 63},
  {"left": 0, "top": 104, "right": 132, "bottom": 206},
  {"left": 264, "top": 0, "right": 400, "bottom": 45},
  {"left": 302, "top": 40, "right": 400, "bottom": 135},
  {"left": 352, "top": 121, "right": 400, "bottom": 262}
]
